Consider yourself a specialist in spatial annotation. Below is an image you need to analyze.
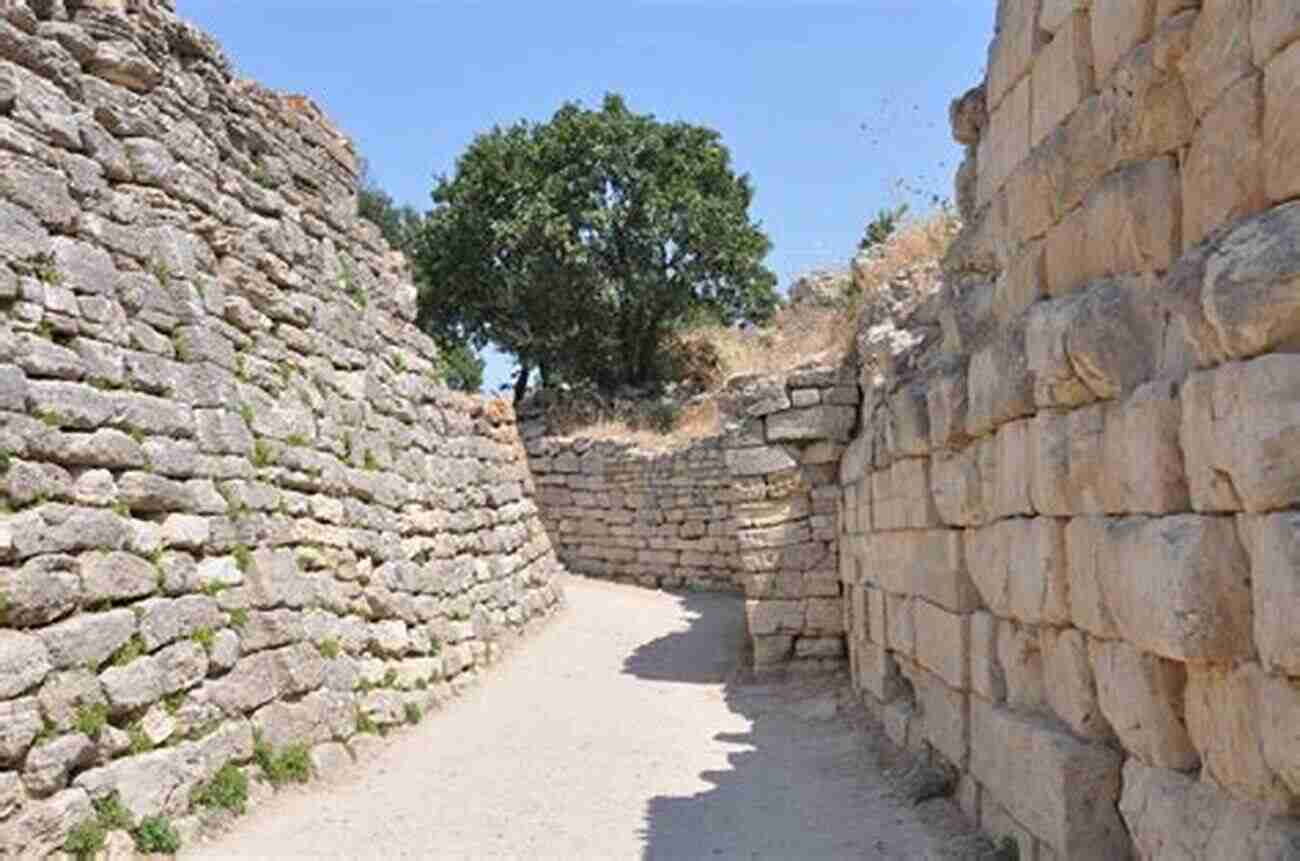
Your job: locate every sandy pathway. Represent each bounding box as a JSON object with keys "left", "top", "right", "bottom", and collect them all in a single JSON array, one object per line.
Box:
[{"left": 188, "top": 576, "right": 986, "bottom": 860}]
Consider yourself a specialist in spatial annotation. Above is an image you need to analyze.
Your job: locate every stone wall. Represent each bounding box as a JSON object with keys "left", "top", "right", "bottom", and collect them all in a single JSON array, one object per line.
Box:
[
  {"left": 842, "top": 1, "right": 1300, "bottom": 858},
  {"left": 0, "top": 0, "right": 562, "bottom": 854},
  {"left": 526, "top": 365, "right": 859, "bottom": 669}
]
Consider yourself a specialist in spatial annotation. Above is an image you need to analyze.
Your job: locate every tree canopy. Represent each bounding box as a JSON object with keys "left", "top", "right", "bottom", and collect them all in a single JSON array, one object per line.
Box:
[{"left": 410, "top": 94, "right": 779, "bottom": 400}]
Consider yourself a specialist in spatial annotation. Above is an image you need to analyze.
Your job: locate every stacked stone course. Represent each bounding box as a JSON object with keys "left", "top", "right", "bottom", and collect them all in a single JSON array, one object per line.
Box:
[
  {"left": 0, "top": 0, "right": 562, "bottom": 854},
  {"left": 526, "top": 365, "right": 859, "bottom": 670},
  {"left": 846, "top": 1, "right": 1300, "bottom": 857}
]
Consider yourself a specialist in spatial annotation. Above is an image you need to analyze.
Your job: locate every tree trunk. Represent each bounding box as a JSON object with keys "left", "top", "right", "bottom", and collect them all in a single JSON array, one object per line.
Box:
[{"left": 512, "top": 364, "right": 531, "bottom": 405}]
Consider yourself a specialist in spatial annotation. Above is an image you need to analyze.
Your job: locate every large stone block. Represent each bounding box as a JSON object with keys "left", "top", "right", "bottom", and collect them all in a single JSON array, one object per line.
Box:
[
  {"left": 1121, "top": 759, "right": 1300, "bottom": 861},
  {"left": 970, "top": 610, "right": 1005, "bottom": 702},
  {"left": 991, "top": 419, "right": 1034, "bottom": 518},
  {"left": 855, "top": 640, "right": 905, "bottom": 703},
  {"left": 1092, "top": 0, "right": 1155, "bottom": 82},
  {"left": 869, "top": 529, "right": 980, "bottom": 613},
  {"left": 912, "top": 600, "right": 969, "bottom": 690},
  {"left": 1064, "top": 517, "right": 1120, "bottom": 639},
  {"left": 1182, "top": 74, "right": 1267, "bottom": 249},
  {"left": 1182, "top": 355, "right": 1300, "bottom": 512},
  {"left": 764, "top": 406, "right": 855, "bottom": 443},
  {"left": 1074, "top": 515, "right": 1252, "bottom": 661},
  {"left": 1254, "top": 0, "right": 1300, "bottom": 65},
  {"left": 1101, "top": 379, "right": 1189, "bottom": 514},
  {"left": 979, "top": 75, "right": 1032, "bottom": 204},
  {"left": 968, "top": 518, "right": 1070, "bottom": 625},
  {"left": 1039, "top": 627, "right": 1112, "bottom": 740},
  {"left": 901, "top": 661, "right": 969, "bottom": 768},
  {"left": 744, "top": 599, "right": 804, "bottom": 636},
  {"left": 931, "top": 447, "right": 985, "bottom": 527},
  {"left": 1180, "top": 0, "right": 1257, "bottom": 120},
  {"left": 997, "top": 618, "right": 1048, "bottom": 711},
  {"left": 1240, "top": 512, "right": 1300, "bottom": 676},
  {"left": 970, "top": 699, "right": 1128, "bottom": 859},
  {"left": 724, "top": 445, "right": 797, "bottom": 478},
  {"left": 1089, "top": 639, "right": 1198, "bottom": 770},
  {"left": 1032, "top": 10, "right": 1094, "bottom": 149},
  {"left": 966, "top": 326, "right": 1033, "bottom": 436},
  {"left": 988, "top": 0, "right": 1044, "bottom": 109},
  {"left": 1185, "top": 664, "right": 1292, "bottom": 811}
]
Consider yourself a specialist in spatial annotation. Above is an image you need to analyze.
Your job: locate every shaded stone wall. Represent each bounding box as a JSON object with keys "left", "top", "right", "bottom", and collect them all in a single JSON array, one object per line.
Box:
[
  {"left": 0, "top": 0, "right": 562, "bottom": 854},
  {"left": 527, "top": 365, "right": 859, "bottom": 670},
  {"left": 842, "top": 1, "right": 1300, "bottom": 858}
]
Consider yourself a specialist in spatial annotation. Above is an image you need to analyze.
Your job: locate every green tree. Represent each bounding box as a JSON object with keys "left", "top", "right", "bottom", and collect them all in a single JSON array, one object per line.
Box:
[
  {"left": 411, "top": 93, "right": 779, "bottom": 401},
  {"left": 859, "top": 203, "right": 909, "bottom": 253},
  {"left": 356, "top": 163, "right": 485, "bottom": 393}
]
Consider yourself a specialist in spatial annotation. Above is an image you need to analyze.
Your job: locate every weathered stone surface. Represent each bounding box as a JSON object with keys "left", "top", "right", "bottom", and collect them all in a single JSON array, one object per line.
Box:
[
  {"left": 81, "top": 550, "right": 157, "bottom": 603},
  {"left": 1253, "top": 0, "right": 1300, "bottom": 65},
  {"left": 971, "top": 700, "right": 1128, "bottom": 859},
  {"left": 1121, "top": 759, "right": 1300, "bottom": 861},
  {"left": 0, "top": 787, "right": 91, "bottom": 859},
  {"left": 0, "top": 698, "right": 42, "bottom": 766},
  {"left": 1240, "top": 513, "right": 1300, "bottom": 676},
  {"left": 724, "top": 445, "right": 797, "bottom": 478},
  {"left": 765, "top": 406, "right": 855, "bottom": 443},
  {"left": 1089, "top": 639, "right": 1198, "bottom": 770},
  {"left": 23, "top": 733, "right": 95, "bottom": 797},
  {"left": 1183, "top": 75, "right": 1267, "bottom": 249},
  {"left": 1032, "top": 10, "right": 1093, "bottom": 148},
  {"left": 0, "top": 630, "right": 52, "bottom": 699},
  {"left": 911, "top": 600, "right": 968, "bottom": 689},
  {"left": 100, "top": 641, "right": 207, "bottom": 713},
  {"left": 1180, "top": 0, "right": 1256, "bottom": 120},
  {"left": 1039, "top": 627, "right": 1111, "bottom": 741},
  {"left": 37, "top": 609, "right": 134, "bottom": 670},
  {"left": 1092, "top": 0, "right": 1155, "bottom": 83},
  {"left": 201, "top": 643, "right": 324, "bottom": 715}
]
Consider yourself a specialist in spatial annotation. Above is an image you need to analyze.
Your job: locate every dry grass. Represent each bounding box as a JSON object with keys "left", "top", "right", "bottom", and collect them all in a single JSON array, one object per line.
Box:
[{"left": 545, "top": 209, "right": 958, "bottom": 448}]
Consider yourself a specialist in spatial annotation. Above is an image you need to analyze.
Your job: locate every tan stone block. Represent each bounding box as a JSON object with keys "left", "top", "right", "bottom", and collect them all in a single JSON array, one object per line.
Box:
[
  {"left": 902, "top": 661, "right": 969, "bottom": 768},
  {"left": 1097, "top": 516, "right": 1253, "bottom": 661},
  {"left": 1203, "top": 202, "right": 1300, "bottom": 362},
  {"left": 1102, "top": 12, "right": 1196, "bottom": 163},
  {"left": 891, "top": 458, "right": 941, "bottom": 530},
  {"left": 994, "top": 239, "right": 1045, "bottom": 323},
  {"left": 988, "top": 0, "right": 1045, "bottom": 109},
  {"left": 1040, "top": 0, "right": 1089, "bottom": 35},
  {"left": 1025, "top": 299, "right": 1097, "bottom": 409},
  {"left": 926, "top": 362, "right": 968, "bottom": 451},
  {"left": 1266, "top": 43, "right": 1300, "bottom": 204},
  {"left": 931, "top": 447, "right": 985, "bottom": 528},
  {"left": 966, "top": 326, "right": 1034, "bottom": 437},
  {"left": 1038, "top": 627, "right": 1112, "bottom": 740},
  {"left": 997, "top": 618, "right": 1048, "bottom": 711},
  {"left": 1239, "top": 513, "right": 1300, "bottom": 676},
  {"left": 1067, "top": 403, "right": 1108, "bottom": 514},
  {"left": 744, "top": 599, "right": 804, "bottom": 636},
  {"left": 855, "top": 639, "right": 905, "bottom": 703},
  {"left": 1253, "top": 0, "right": 1300, "bottom": 65},
  {"left": 1120, "top": 759, "right": 1300, "bottom": 861},
  {"left": 1004, "top": 148, "right": 1058, "bottom": 244},
  {"left": 965, "top": 520, "right": 1010, "bottom": 617},
  {"left": 751, "top": 634, "right": 793, "bottom": 668},
  {"left": 1043, "top": 203, "right": 1091, "bottom": 298},
  {"left": 1259, "top": 671, "right": 1300, "bottom": 799},
  {"left": 992, "top": 420, "right": 1035, "bottom": 519},
  {"left": 979, "top": 75, "right": 1032, "bottom": 203},
  {"left": 874, "top": 530, "right": 980, "bottom": 613},
  {"left": 1181, "top": 0, "right": 1257, "bottom": 119},
  {"left": 1090, "top": 639, "right": 1198, "bottom": 770},
  {"left": 804, "top": 598, "right": 843, "bottom": 635},
  {"left": 957, "top": 772, "right": 982, "bottom": 825},
  {"left": 866, "top": 584, "right": 886, "bottom": 646},
  {"left": 971, "top": 611, "right": 1006, "bottom": 702},
  {"left": 971, "top": 699, "right": 1128, "bottom": 858},
  {"left": 1065, "top": 517, "right": 1120, "bottom": 638},
  {"left": 1182, "top": 356, "right": 1300, "bottom": 513},
  {"left": 1008, "top": 517, "right": 1071, "bottom": 625},
  {"left": 1183, "top": 74, "right": 1267, "bottom": 248},
  {"left": 885, "top": 593, "right": 915, "bottom": 658},
  {"left": 1032, "top": 11, "right": 1095, "bottom": 149},
  {"left": 913, "top": 600, "right": 970, "bottom": 689},
  {"left": 1029, "top": 411, "right": 1071, "bottom": 516},
  {"left": 1092, "top": 0, "right": 1156, "bottom": 83},
  {"left": 1101, "top": 379, "right": 1190, "bottom": 514},
  {"left": 885, "top": 384, "right": 930, "bottom": 458},
  {"left": 1186, "top": 663, "right": 1293, "bottom": 812}
]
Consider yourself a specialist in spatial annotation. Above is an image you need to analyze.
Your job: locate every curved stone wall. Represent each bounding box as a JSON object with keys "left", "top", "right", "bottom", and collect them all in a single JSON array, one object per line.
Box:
[
  {"left": 0, "top": 0, "right": 561, "bottom": 853},
  {"left": 842, "top": 1, "right": 1300, "bottom": 857}
]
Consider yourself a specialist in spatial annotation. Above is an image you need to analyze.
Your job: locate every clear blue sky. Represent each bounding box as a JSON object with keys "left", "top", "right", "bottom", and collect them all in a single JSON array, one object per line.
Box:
[{"left": 180, "top": 1, "right": 996, "bottom": 392}]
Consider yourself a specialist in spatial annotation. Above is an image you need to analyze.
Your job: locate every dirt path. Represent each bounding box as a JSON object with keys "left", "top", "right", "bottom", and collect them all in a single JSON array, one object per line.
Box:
[{"left": 188, "top": 576, "right": 988, "bottom": 860}]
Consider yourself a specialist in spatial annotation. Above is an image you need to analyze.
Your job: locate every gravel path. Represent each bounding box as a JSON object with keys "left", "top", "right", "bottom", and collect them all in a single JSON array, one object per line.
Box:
[{"left": 188, "top": 576, "right": 987, "bottom": 860}]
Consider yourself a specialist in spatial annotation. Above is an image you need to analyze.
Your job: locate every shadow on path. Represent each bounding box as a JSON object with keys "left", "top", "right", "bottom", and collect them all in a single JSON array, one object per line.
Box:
[{"left": 624, "top": 590, "right": 988, "bottom": 861}]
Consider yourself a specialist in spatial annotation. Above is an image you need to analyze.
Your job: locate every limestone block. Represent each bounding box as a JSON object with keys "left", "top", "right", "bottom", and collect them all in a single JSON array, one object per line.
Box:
[
  {"left": 988, "top": 0, "right": 1044, "bottom": 109},
  {"left": 970, "top": 611, "right": 1005, "bottom": 702},
  {"left": 1182, "top": 74, "right": 1266, "bottom": 249},
  {"left": 1005, "top": 146, "right": 1058, "bottom": 246},
  {"left": 724, "top": 445, "right": 797, "bottom": 478},
  {"left": 1001, "top": 518, "right": 1071, "bottom": 625},
  {"left": 1092, "top": 0, "right": 1155, "bottom": 83},
  {"left": 1090, "top": 640, "right": 1197, "bottom": 770},
  {"left": 1180, "top": 0, "right": 1257, "bottom": 120},
  {"left": 997, "top": 618, "right": 1047, "bottom": 711},
  {"left": 1, "top": 787, "right": 92, "bottom": 860},
  {"left": 925, "top": 362, "right": 968, "bottom": 450},
  {"left": 838, "top": 431, "right": 871, "bottom": 486},
  {"left": 1040, "top": 0, "right": 1089, "bottom": 35},
  {"left": 1028, "top": 411, "right": 1071, "bottom": 516},
  {"left": 37, "top": 610, "right": 134, "bottom": 671},
  {"left": 866, "top": 585, "right": 886, "bottom": 647},
  {"left": 0, "top": 698, "right": 42, "bottom": 766},
  {"left": 901, "top": 660, "right": 969, "bottom": 768},
  {"left": 966, "top": 326, "right": 1033, "bottom": 437},
  {"left": 978, "top": 75, "right": 1031, "bottom": 204},
  {"left": 912, "top": 600, "right": 969, "bottom": 689},
  {"left": 765, "top": 406, "right": 855, "bottom": 443},
  {"left": 1253, "top": 0, "right": 1300, "bottom": 65},
  {"left": 1186, "top": 664, "right": 1292, "bottom": 811},
  {"left": 1032, "top": 11, "right": 1094, "bottom": 148},
  {"left": 991, "top": 420, "right": 1034, "bottom": 519},
  {"left": 1120, "top": 759, "right": 1300, "bottom": 861},
  {"left": 751, "top": 634, "right": 793, "bottom": 668},
  {"left": 995, "top": 239, "right": 1045, "bottom": 322},
  {"left": 1102, "top": 379, "right": 1189, "bottom": 514},
  {"left": 931, "top": 447, "right": 985, "bottom": 527},
  {"left": 1039, "top": 627, "right": 1111, "bottom": 740},
  {"left": 885, "top": 593, "right": 915, "bottom": 658},
  {"left": 1182, "top": 355, "right": 1300, "bottom": 512},
  {"left": 0, "top": 630, "right": 52, "bottom": 699},
  {"left": 804, "top": 598, "right": 843, "bottom": 635},
  {"left": 1240, "top": 513, "right": 1300, "bottom": 676},
  {"left": 855, "top": 641, "right": 904, "bottom": 703},
  {"left": 970, "top": 699, "right": 1128, "bottom": 859},
  {"left": 744, "top": 599, "right": 803, "bottom": 636},
  {"left": 884, "top": 383, "right": 930, "bottom": 457},
  {"left": 870, "top": 529, "right": 980, "bottom": 613},
  {"left": 1259, "top": 671, "right": 1300, "bottom": 800},
  {"left": 1026, "top": 299, "right": 1097, "bottom": 409},
  {"left": 889, "top": 457, "right": 941, "bottom": 529}
]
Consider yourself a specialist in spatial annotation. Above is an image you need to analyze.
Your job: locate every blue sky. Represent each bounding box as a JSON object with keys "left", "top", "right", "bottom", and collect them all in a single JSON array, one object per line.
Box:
[{"left": 180, "top": 1, "right": 996, "bottom": 392}]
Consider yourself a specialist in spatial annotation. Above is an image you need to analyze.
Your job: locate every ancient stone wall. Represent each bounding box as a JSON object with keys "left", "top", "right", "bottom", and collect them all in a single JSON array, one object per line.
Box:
[
  {"left": 526, "top": 365, "right": 859, "bottom": 669},
  {"left": 0, "top": 0, "right": 562, "bottom": 853},
  {"left": 842, "top": 1, "right": 1300, "bottom": 857}
]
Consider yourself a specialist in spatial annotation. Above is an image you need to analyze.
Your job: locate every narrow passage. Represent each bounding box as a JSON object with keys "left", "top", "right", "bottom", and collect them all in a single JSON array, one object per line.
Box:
[{"left": 189, "top": 577, "right": 984, "bottom": 859}]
